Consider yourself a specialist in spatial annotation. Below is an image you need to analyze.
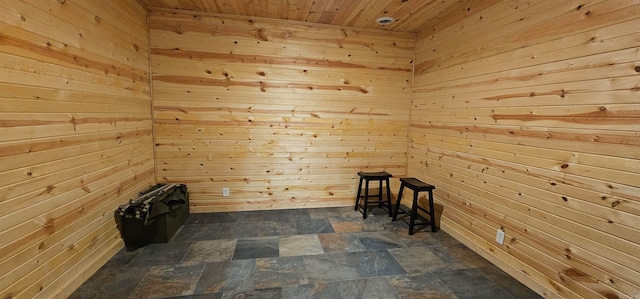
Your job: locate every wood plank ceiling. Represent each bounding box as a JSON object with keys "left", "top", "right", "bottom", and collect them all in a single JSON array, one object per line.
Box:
[{"left": 139, "top": 0, "right": 479, "bottom": 32}]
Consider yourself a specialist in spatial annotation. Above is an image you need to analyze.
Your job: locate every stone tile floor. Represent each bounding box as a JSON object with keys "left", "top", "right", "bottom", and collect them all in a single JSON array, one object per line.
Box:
[{"left": 71, "top": 207, "right": 542, "bottom": 299}]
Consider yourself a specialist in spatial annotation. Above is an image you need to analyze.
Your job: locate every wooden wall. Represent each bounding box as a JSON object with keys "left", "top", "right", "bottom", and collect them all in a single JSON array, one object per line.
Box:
[
  {"left": 411, "top": 1, "right": 640, "bottom": 298},
  {"left": 0, "top": 1, "right": 153, "bottom": 298},
  {"left": 3, "top": 1, "right": 637, "bottom": 298},
  {"left": 149, "top": 9, "right": 415, "bottom": 212}
]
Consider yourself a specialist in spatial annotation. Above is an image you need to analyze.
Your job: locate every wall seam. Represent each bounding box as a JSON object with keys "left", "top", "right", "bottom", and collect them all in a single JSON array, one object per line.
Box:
[
  {"left": 406, "top": 33, "right": 417, "bottom": 179},
  {"left": 146, "top": 9, "right": 158, "bottom": 185}
]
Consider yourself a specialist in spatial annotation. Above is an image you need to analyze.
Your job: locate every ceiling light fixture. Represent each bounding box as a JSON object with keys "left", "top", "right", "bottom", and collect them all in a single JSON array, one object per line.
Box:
[{"left": 375, "top": 16, "right": 395, "bottom": 25}]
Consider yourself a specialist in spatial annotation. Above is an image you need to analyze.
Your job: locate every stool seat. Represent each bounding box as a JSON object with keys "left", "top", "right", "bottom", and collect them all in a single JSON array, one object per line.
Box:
[
  {"left": 393, "top": 177, "right": 436, "bottom": 234},
  {"left": 355, "top": 171, "right": 393, "bottom": 219},
  {"left": 399, "top": 178, "right": 434, "bottom": 191},
  {"left": 357, "top": 171, "right": 393, "bottom": 179}
]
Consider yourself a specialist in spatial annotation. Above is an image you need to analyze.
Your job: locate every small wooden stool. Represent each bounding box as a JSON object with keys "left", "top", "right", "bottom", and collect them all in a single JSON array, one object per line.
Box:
[
  {"left": 354, "top": 171, "right": 393, "bottom": 219},
  {"left": 392, "top": 177, "right": 436, "bottom": 234}
]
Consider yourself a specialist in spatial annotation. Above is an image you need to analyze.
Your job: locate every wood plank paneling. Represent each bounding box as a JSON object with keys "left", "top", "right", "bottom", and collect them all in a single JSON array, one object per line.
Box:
[
  {"left": 0, "top": 1, "right": 153, "bottom": 298},
  {"left": 140, "top": 0, "right": 485, "bottom": 33},
  {"left": 411, "top": 1, "right": 640, "bottom": 298},
  {"left": 150, "top": 9, "right": 414, "bottom": 212}
]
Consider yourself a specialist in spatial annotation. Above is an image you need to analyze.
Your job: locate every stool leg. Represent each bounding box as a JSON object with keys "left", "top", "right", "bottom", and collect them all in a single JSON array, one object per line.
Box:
[
  {"left": 385, "top": 178, "right": 392, "bottom": 217},
  {"left": 393, "top": 183, "right": 405, "bottom": 221},
  {"left": 428, "top": 189, "right": 436, "bottom": 232},
  {"left": 354, "top": 176, "right": 363, "bottom": 211},
  {"left": 378, "top": 179, "right": 383, "bottom": 209},
  {"left": 363, "top": 179, "right": 370, "bottom": 219},
  {"left": 409, "top": 191, "right": 419, "bottom": 235}
]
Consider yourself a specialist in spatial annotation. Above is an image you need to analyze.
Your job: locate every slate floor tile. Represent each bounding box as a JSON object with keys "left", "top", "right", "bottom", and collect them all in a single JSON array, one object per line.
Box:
[
  {"left": 308, "top": 207, "right": 349, "bottom": 219},
  {"left": 162, "top": 294, "right": 223, "bottom": 299},
  {"left": 387, "top": 272, "right": 457, "bottom": 299},
  {"left": 68, "top": 264, "right": 150, "bottom": 299},
  {"left": 235, "top": 210, "right": 292, "bottom": 223},
  {"left": 388, "top": 246, "right": 447, "bottom": 274},
  {"left": 233, "top": 237, "right": 279, "bottom": 260},
  {"left": 287, "top": 209, "right": 312, "bottom": 222},
  {"left": 206, "top": 212, "right": 239, "bottom": 223},
  {"left": 182, "top": 239, "right": 237, "bottom": 264},
  {"left": 222, "top": 287, "right": 283, "bottom": 299},
  {"left": 281, "top": 282, "right": 342, "bottom": 299},
  {"left": 348, "top": 250, "right": 407, "bottom": 278},
  {"left": 362, "top": 219, "right": 389, "bottom": 232},
  {"left": 129, "top": 264, "right": 204, "bottom": 298},
  {"left": 436, "top": 268, "right": 513, "bottom": 299},
  {"left": 217, "top": 222, "right": 280, "bottom": 239},
  {"left": 303, "top": 253, "right": 361, "bottom": 282},
  {"left": 329, "top": 218, "right": 369, "bottom": 233},
  {"left": 378, "top": 219, "right": 412, "bottom": 232},
  {"left": 477, "top": 265, "right": 542, "bottom": 299},
  {"left": 274, "top": 220, "right": 300, "bottom": 236},
  {"left": 253, "top": 256, "right": 309, "bottom": 288},
  {"left": 173, "top": 224, "right": 221, "bottom": 242},
  {"left": 279, "top": 234, "right": 324, "bottom": 257},
  {"left": 75, "top": 207, "right": 541, "bottom": 299},
  {"left": 335, "top": 277, "right": 400, "bottom": 299},
  {"left": 430, "top": 231, "right": 463, "bottom": 246},
  {"left": 431, "top": 244, "right": 492, "bottom": 270},
  {"left": 110, "top": 247, "right": 143, "bottom": 268},
  {"left": 183, "top": 213, "right": 210, "bottom": 225},
  {"left": 295, "top": 218, "right": 335, "bottom": 234},
  {"left": 355, "top": 232, "right": 404, "bottom": 250},
  {"left": 127, "top": 241, "right": 192, "bottom": 267},
  {"left": 318, "top": 233, "right": 366, "bottom": 253},
  {"left": 389, "top": 229, "right": 442, "bottom": 248},
  {"left": 194, "top": 260, "right": 256, "bottom": 294}
]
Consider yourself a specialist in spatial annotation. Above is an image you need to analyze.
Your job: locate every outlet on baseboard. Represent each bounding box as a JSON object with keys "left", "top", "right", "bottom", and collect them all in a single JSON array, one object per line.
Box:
[
  {"left": 496, "top": 229, "right": 505, "bottom": 245},
  {"left": 222, "top": 187, "right": 230, "bottom": 197}
]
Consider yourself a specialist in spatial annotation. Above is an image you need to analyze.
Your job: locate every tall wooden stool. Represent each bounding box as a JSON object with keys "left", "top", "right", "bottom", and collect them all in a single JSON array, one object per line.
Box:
[
  {"left": 354, "top": 171, "right": 393, "bottom": 219},
  {"left": 392, "top": 177, "right": 436, "bottom": 234}
]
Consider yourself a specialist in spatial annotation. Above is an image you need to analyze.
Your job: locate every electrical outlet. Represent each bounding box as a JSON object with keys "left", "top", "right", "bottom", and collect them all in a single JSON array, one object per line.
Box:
[
  {"left": 222, "top": 188, "right": 230, "bottom": 197},
  {"left": 496, "top": 229, "right": 505, "bottom": 245}
]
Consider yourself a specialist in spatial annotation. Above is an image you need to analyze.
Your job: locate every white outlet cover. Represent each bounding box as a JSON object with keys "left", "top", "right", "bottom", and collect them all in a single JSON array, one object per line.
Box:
[
  {"left": 222, "top": 188, "right": 230, "bottom": 197},
  {"left": 496, "top": 229, "right": 505, "bottom": 245}
]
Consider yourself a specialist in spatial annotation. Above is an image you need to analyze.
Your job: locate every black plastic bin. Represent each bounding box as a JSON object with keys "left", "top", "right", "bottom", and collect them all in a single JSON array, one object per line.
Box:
[{"left": 114, "top": 183, "right": 189, "bottom": 250}]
